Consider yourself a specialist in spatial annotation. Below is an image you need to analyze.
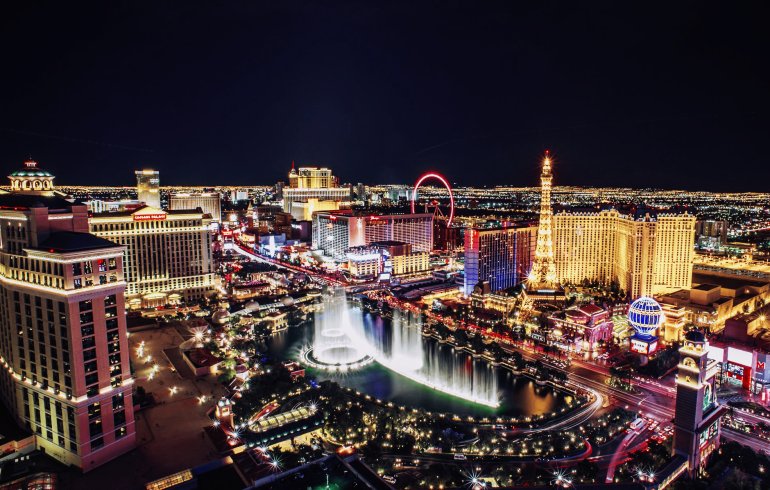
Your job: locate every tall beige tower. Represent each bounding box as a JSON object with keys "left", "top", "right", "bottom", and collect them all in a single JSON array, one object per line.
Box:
[{"left": 135, "top": 169, "right": 160, "bottom": 209}]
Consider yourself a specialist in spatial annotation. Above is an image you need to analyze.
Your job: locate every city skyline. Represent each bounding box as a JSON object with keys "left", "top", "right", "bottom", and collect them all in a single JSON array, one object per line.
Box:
[
  {"left": 1, "top": 3, "right": 769, "bottom": 489},
  {"left": 2, "top": 3, "right": 770, "bottom": 190},
  {"left": 13, "top": 159, "right": 770, "bottom": 194}
]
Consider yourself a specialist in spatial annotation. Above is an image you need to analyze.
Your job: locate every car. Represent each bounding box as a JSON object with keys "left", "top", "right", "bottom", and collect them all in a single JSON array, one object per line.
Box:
[{"left": 453, "top": 453, "right": 467, "bottom": 460}]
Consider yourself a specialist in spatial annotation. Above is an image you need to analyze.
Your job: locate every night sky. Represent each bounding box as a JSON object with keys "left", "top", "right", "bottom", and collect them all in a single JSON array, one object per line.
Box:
[{"left": 1, "top": 2, "right": 769, "bottom": 190}]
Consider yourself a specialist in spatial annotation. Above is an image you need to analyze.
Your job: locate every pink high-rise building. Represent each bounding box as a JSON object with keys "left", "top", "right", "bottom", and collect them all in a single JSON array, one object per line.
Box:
[{"left": 0, "top": 160, "right": 135, "bottom": 471}]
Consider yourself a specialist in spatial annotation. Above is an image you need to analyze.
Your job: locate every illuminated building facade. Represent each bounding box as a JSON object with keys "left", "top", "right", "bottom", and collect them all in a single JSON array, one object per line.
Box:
[
  {"left": 283, "top": 164, "right": 349, "bottom": 219},
  {"left": 289, "top": 198, "right": 341, "bottom": 222},
  {"left": 346, "top": 248, "right": 382, "bottom": 279},
  {"left": 169, "top": 192, "right": 222, "bottom": 222},
  {"left": 469, "top": 281, "right": 520, "bottom": 322},
  {"left": 85, "top": 199, "right": 142, "bottom": 214},
  {"left": 390, "top": 249, "right": 430, "bottom": 277},
  {"left": 0, "top": 160, "right": 135, "bottom": 471},
  {"left": 89, "top": 206, "right": 216, "bottom": 309},
  {"left": 657, "top": 284, "right": 735, "bottom": 338},
  {"left": 312, "top": 211, "right": 433, "bottom": 261},
  {"left": 673, "top": 331, "right": 725, "bottom": 477},
  {"left": 135, "top": 169, "right": 160, "bottom": 208},
  {"left": 548, "top": 303, "right": 614, "bottom": 355},
  {"left": 695, "top": 219, "right": 728, "bottom": 250},
  {"left": 554, "top": 209, "right": 695, "bottom": 298},
  {"left": 463, "top": 225, "right": 536, "bottom": 296},
  {"left": 249, "top": 204, "right": 294, "bottom": 236},
  {"left": 346, "top": 241, "right": 429, "bottom": 280},
  {"left": 706, "top": 342, "right": 770, "bottom": 396},
  {"left": 288, "top": 164, "right": 336, "bottom": 189}
]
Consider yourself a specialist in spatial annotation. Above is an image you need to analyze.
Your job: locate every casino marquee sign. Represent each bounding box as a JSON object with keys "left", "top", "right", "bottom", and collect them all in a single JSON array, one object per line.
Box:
[{"left": 132, "top": 210, "right": 167, "bottom": 221}]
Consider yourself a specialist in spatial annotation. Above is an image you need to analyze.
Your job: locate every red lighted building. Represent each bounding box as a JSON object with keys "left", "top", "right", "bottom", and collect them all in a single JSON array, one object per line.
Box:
[{"left": 0, "top": 160, "right": 135, "bottom": 471}]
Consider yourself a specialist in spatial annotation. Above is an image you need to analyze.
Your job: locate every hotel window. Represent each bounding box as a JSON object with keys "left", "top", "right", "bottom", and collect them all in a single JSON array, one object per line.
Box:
[
  {"left": 84, "top": 360, "right": 97, "bottom": 373},
  {"left": 113, "top": 409, "right": 126, "bottom": 427},
  {"left": 83, "top": 346, "right": 96, "bottom": 362},
  {"left": 80, "top": 311, "right": 94, "bottom": 325},
  {"left": 88, "top": 402, "right": 101, "bottom": 420},
  {"left": 115, "top": 426, "right": 127, "bottom": 439},
  {"left": 90, "top": 436, "right": 104, "bottom": 450},
  {"left": 72, "top": 263, "right": 82, "bottom": 276},
  {"left": 108, "top": 340, "right": 120, "bottom": 354},
  {"left": 112, "top": 393, "right": 124, "bottom": 410}
]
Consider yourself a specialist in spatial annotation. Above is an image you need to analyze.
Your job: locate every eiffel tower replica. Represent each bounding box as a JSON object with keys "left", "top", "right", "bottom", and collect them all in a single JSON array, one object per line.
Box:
[{"left": 523, "top": 151, "right": 566, "bottom": 309}]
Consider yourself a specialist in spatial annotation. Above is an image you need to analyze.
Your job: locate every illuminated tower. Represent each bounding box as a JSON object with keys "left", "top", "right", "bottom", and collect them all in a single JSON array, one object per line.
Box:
[
  {"left": 673, "top": 331, "right": 725, "bottom": 477},
  {"left": 529, "top": 151, "right": 558, "bottom": 289},
  {"left": 135, "top": 169, "right": 160, "bottom": 209}
]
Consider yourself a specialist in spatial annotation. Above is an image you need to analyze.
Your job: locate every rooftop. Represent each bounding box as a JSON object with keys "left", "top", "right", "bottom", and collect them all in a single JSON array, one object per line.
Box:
[
  {"left": 0, "top": 193, "right": 76, "bottom": 210},
  {"left": 693, "top": 272, "right": 769, "bottom": 291},
  {"left": 693, "top": 283, "right": 720, "bottom": 291},
  {"left": 370, "top": 240, "right": 408, "bottom": 247},
  {"left": 34, "top": 231, "right": 120, "bottom": 253},
  {"left": 90, "top": 205, "right": 205, "bottom": 218},
  {"left": 578, "top": 303, "right": 604, "bottom": 315}
]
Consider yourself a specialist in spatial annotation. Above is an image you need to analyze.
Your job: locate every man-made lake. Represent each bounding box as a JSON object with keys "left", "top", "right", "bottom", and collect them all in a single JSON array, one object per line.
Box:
[{"left": 265, "top": 306, "right": 571, "bottom": 418}]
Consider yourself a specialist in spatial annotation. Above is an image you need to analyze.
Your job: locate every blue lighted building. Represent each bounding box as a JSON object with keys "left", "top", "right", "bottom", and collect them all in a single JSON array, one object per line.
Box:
[
  {"left": 463, "top": 225, "right": 537, "bottom": 295},
  {"left": 628, "top": 296, "right": 664, "bottom": 355}
]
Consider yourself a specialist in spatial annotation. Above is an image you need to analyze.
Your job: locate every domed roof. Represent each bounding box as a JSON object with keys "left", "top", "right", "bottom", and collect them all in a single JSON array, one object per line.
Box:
[
  {"left": 9, "top": 169, "right": 54, "bottom": 177},
  {"left": 9, "top": 160, "right": 54, "bottom": 178},
  {"left": 628, "top": 296, "right": 663, "bottom": 336},
  {"left": 685, "top": 330, "right": 706, "bottom": 343}
]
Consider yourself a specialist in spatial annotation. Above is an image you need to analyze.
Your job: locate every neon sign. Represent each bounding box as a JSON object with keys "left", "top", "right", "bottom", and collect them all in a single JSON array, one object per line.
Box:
[{"left": 133, "top": 213, "right": 166, "bottom": 221}]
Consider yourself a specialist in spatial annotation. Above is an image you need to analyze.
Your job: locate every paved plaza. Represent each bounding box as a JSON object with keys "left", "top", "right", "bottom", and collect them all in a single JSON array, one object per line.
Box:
[{"left": 62, "top": 324, "right": 228, "bottom": 490}]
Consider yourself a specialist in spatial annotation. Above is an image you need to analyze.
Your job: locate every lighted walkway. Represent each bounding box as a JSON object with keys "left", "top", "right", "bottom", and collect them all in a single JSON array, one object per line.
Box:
[{"left": 249, "top": 407, "right": 315, "bottom": 433}]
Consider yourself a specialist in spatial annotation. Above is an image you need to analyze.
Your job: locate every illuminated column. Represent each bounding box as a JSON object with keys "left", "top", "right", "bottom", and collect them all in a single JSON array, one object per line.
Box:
[{"left": 529, "top": 151, "right": 558, "bottom": 288}]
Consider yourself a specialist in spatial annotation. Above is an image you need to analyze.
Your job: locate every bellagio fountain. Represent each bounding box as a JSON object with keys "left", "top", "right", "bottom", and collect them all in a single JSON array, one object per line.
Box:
[{"left": 302, "top": 288, "right": 499, "bottom": 407}]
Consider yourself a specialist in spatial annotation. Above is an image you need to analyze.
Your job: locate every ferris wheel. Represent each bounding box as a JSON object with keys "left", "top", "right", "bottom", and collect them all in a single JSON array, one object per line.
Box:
[{"left": 410, "top": 172, "right": 455, "bottom": 227}]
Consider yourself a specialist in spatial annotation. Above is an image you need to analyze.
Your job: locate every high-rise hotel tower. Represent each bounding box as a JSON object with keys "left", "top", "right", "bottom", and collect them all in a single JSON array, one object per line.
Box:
[
  {"left": 90, "top": 206, "right": 216, "bottom": 309},
  {"left": 554, "top": 208, "right": 695, "bottom": 298},
  {"left": 464, "top": 225, "right": 537, "bottom": 296},
  {"left": 135, "top": 169, "right": 161, "bottom": 209},
  {"left": 312, "top": 210, "right": 433, "bottom": 261},
  {"left": 0, "top": 160, "right": 135, "bottom": 471}
]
